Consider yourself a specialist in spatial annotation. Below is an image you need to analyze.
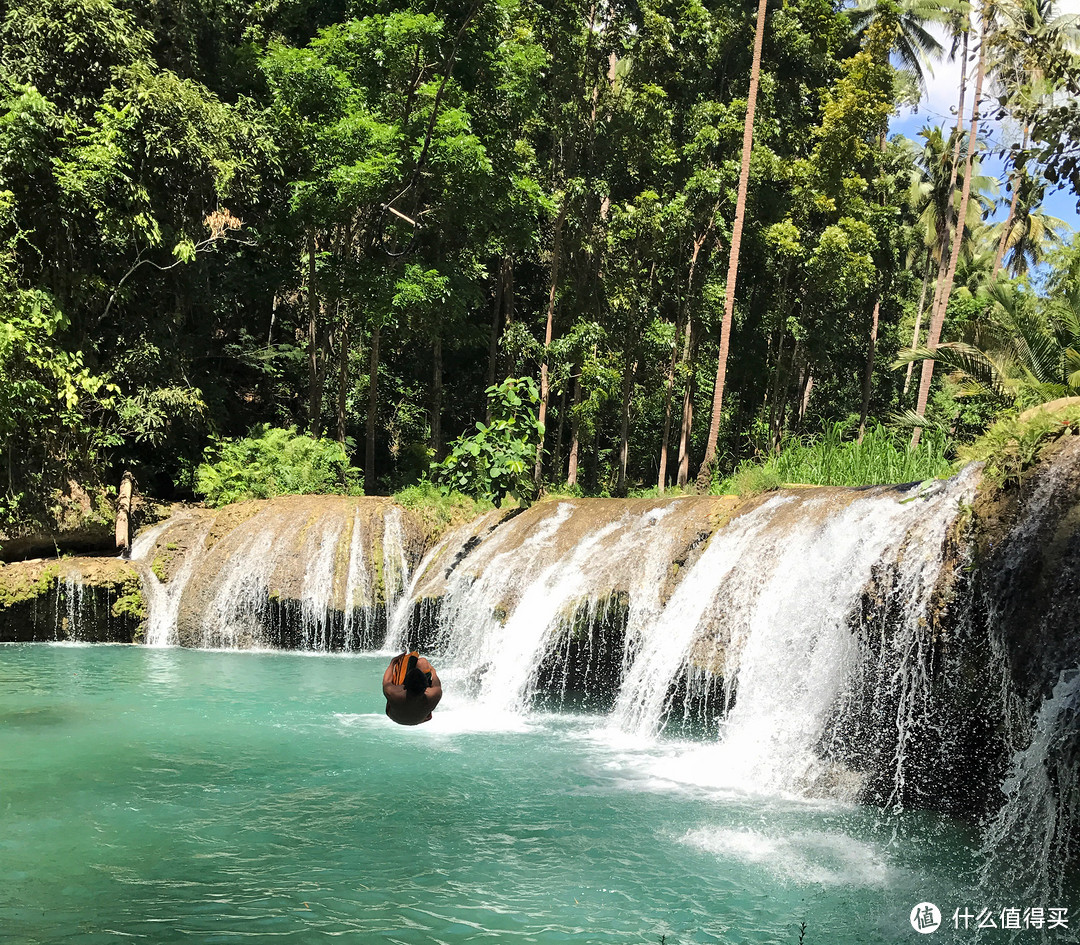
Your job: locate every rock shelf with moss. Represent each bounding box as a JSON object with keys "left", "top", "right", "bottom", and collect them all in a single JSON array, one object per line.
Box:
[{"left": 0, "top": 558, "right": 146, "bottom": 643}]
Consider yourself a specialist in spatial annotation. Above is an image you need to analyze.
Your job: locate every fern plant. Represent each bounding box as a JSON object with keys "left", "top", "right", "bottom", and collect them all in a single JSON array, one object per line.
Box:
[{"left": 194, "top": 425, "right": 360, "bottom": 507}]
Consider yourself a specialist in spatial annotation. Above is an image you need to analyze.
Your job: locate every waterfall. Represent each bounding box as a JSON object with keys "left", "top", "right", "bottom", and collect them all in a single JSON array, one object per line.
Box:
[
  {"left": 56, "top": 571, "right": 84, "bottom": 639},
  {"left": 342, "top": 513, "right": 373, "bottom": 649},
  {"left": 381, "top": 507, "right": 411, "bottom": 632},
  {"left": 402, "top": 499, "right": 719, "bottom": 712},
  {"left": 297, "top": 517, "right": 344, "bottom": 650},
  {"left": 130, "top": 512, "right": 209, "bottom": 647},
  {"left": 399, "top": 472, "right": 980, "bottom": 801},
  {"left": 623, "top": 468, "right": 980, "bottom": 799},
  {"left": 133, "top": 497, "right": 420, "bottom": 650}
]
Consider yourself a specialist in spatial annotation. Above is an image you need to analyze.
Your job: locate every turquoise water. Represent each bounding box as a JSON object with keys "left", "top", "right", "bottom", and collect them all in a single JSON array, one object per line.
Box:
[{"left": 0, "top": 644, "right": 1005, "bottom": 944}]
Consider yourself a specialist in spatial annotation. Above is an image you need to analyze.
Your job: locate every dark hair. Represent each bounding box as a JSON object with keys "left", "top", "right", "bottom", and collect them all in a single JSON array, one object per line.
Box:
[{"left": 403, "top": 665, "right": 431, "bottom": 696}]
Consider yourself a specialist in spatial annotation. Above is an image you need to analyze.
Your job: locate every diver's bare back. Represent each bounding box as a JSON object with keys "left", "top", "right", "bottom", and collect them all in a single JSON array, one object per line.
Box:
[{"left": 383, "top": 653, "right": 443, "bottom": 726}]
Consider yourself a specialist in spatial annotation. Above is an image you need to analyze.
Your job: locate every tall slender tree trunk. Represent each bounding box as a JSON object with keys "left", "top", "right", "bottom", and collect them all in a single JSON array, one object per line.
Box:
[
  {"left": 993, "top": 125, "right": 1028, "bottom": 277},
  {"left": 306, "top": 227, "right": 323, "bottom": 435},
  {"left": 915, "top": 27, "right": 970, "bottom": 410},
  {"left": 485, "top": 258, "right": 506, "bottom": 423},
  {"left": 695, "top": 0, "right": 769, "bottom": 490},
  {"left": 534, "top": 200, "right": 568, "bottom": 485},
  {"left": 365, "top": 322, "right": 380, "bottom": 495},
  {"left": 432, "top": 332, "right": 443, "bottom": 460},
  {"left": 771, "top": 339, "right": 800, "bottom": 451},
  {"left": 857, "top": 130, "right": 889, "bottom": 444},
  {"left": 616, "top": 355, "right": 637, "bottom": 497},
  {"left": 904, "top": 252, "right": 933, "bottom": 396},
  {"left": 912, "top": 16, "right": 987, "bottom": 448},
  {"left": 797, "top": 370, "right": 814, "bottom": 428},
  {"left": 552, "top": 388, "right": 567, "bottom": 483},
  {"left": 567, "top": 370, "right": 582, "bottom": 488},
  {"left": 857, "top": 300, "right": 880, "bottom": 443},
  {"left": 657, "top": 326, "right": 682, "bottom": 494},
  {"left": 336, "top": 311, "right": 349, "bottom": 447},
  {"left": 676, "top": 320, "right": 698, "bottom": 487},
  {"left": 658, "top": 227, "right": 710, "bottom": 493}
]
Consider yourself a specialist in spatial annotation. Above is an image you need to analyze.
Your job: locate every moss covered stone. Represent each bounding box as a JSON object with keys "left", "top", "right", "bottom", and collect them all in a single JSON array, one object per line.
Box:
[{"left": 0, "top": 558, "right": 146, "bottom": 643}]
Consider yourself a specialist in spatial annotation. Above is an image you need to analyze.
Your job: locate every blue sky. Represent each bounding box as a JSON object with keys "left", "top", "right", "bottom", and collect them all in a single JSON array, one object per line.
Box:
[{"left": 888, "top": 1, "right": 1080, "bottom": 235}]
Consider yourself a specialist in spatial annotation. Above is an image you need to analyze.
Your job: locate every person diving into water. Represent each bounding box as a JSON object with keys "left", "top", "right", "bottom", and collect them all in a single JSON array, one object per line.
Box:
[{"left": 383, "top": 652, "right": 443, "bottom": 726}]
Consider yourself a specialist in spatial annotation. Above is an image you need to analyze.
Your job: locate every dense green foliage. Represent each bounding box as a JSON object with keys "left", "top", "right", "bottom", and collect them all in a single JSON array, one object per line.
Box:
[
  {"left": 958, "top": 401, "right": 1080, "bottom": 487},
  {"left": 717, "top": 421, "right": 953, "bottom": 493},
  {"left": 194, "top": 426, "right": 359, "bottom": 506},
  {"left": 1, "top": 0, "right": 1079, "bottom": 523},
  {"left": 435, "top": 377, "right": 542, "bottom": 503}
]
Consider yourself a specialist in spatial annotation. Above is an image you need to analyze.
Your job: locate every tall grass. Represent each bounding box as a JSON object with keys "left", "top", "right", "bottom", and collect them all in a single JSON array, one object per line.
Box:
[
  {"left": 715, "top": 421, "right": 954, "bottom": 495},
  {"left": 391, "top": 480, "right": 494, "bottom": 540}
]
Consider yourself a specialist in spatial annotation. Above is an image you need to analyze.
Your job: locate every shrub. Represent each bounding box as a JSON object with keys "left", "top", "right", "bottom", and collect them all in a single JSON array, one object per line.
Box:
[
  {"left": 959, "top": 401, "right": 1080, "bottom": 488},
  {"left": 392, "top": 481, "right": 493, "bottom": 541},
  {"left": 194, "top": 425, "right": 360, "bottom": 507},
  {"left": 434, "top": 377, "right": 543, "bottom": 504}
]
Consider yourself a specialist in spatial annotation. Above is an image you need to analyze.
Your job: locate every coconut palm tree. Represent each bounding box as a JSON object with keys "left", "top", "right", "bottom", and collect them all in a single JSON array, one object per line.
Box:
[
  {"left": 903, "top": 126, "right": 997, "bottom": 391},
  {"left": 895, "top": 279, "right": 1080, "bottom": 403},
  {"left": 911, "top": 0, "right": 996, "bottom": 447},
  {"left": 990, "top": 0, "right": 1080, "bottom": 276},
  {"left": 992, "top": 174, "right": 1069, "bottom": 276},
  {"left": 694, "top": 0, "right": 770, "bottom": 490},
  {"left": 848, "top": 0, "right": 963, "bottom": 89}
]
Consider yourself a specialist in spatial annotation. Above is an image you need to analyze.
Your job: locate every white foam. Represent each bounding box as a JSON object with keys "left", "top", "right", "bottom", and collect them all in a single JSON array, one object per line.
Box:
[{"left": 681, "top": 825, "right": 892, "bottom": 887}]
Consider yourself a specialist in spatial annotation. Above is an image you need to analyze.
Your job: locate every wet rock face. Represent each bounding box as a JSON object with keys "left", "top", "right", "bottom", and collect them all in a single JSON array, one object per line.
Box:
[
  {"left": 406, "top": 494, "right": 745, "bottom": 613},
  {"left": 142, "top": 496, "right": 427, "bottom": 650},
  {"left": 0, "top": 558, "right": 145, "bottom": 643},
  {"left": 974, "top": 436, "right": 1080, "bottom": 706}
]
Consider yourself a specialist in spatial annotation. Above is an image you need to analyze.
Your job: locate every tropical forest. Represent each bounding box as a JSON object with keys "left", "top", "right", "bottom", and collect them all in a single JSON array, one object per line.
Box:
[{"left": 3, "top": 0, "right": 1080, "bottom": 525}]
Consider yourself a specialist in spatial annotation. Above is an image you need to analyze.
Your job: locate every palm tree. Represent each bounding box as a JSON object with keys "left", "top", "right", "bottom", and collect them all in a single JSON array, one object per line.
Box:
[
  {"left": 910, "top": 126, "right": 998, "bottom": 264},
  {"left": 848, "top": 0, "right": 961, "bottom": 89},
  {"left": 992, "top": 174, "right": 1069, "bottom": 276},
  {"left": 694, "top": 0, "right": 770, "bottom": 490},
  {"left": 990, "top": 0, "right": 1080, "bottom": 276},
  {"left": 904, "top": 126, "right": 997, "bottom": 391},
  {"left": 895, "top": 280, "right": 1080, "bottom": 403},
  {"left": 911, "top": 0, "right": 993, "bottom": 447}
]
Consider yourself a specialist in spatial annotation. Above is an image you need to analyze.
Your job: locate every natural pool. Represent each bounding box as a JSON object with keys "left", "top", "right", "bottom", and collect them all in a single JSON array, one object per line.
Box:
[{"left": 0, "top": 643, "right": 1060, "bottom": 944}]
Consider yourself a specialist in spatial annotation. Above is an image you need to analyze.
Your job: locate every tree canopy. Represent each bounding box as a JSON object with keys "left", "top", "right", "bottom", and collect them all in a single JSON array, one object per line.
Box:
[{"left": 1, "top": 0, "right": 1078, "bottom": 522}]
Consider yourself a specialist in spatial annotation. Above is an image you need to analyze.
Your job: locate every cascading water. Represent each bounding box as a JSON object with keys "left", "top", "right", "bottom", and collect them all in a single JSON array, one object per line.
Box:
[
  {"left": 56, "top": 571, "right": 84, "bottom": 639},
  {"left": 130, "top": 513, "right": 209, "bottom": 647},
  {"left": 129, "top": 496, "right": 419, "bottom": 651},
  {"left": 397, "top": 472, "right": 981, "bottom": 803},
  {"left": 381, "top": 507, "right": 411, "bottom": 631},
  {"left": 621, "top": 469, "right": 979, "bottom": 800},
  {"left": 396, "top": 499, "right": 726, "bottom": 713},
  {"left": 342, "top": 513, "right": 373, "bottom": 649}
]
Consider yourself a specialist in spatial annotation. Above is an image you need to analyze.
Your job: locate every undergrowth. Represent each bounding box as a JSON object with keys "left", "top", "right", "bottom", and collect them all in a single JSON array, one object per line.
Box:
[
  {"left": 714, "top": 421, "right": 953, "bottom": 496},
  {"left": 194, "top": 425, "right": 361, "bottom": 507},
  {"left": 392, "top": 481, "right": 494, "bottom": 541},
  {"left": 958, "top": 401, "right": 1080, "bottom": 488}
]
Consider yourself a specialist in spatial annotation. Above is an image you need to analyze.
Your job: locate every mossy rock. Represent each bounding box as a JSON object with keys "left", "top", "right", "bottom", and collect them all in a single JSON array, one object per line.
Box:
[{"left": 0, "top": 557, "right": 146, "bottom": 643}]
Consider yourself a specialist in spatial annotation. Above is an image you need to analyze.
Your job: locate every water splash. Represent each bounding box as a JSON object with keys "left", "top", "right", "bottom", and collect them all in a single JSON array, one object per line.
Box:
[{"left": 980, "top": 671, "right": 1080, "bottom": 904}]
